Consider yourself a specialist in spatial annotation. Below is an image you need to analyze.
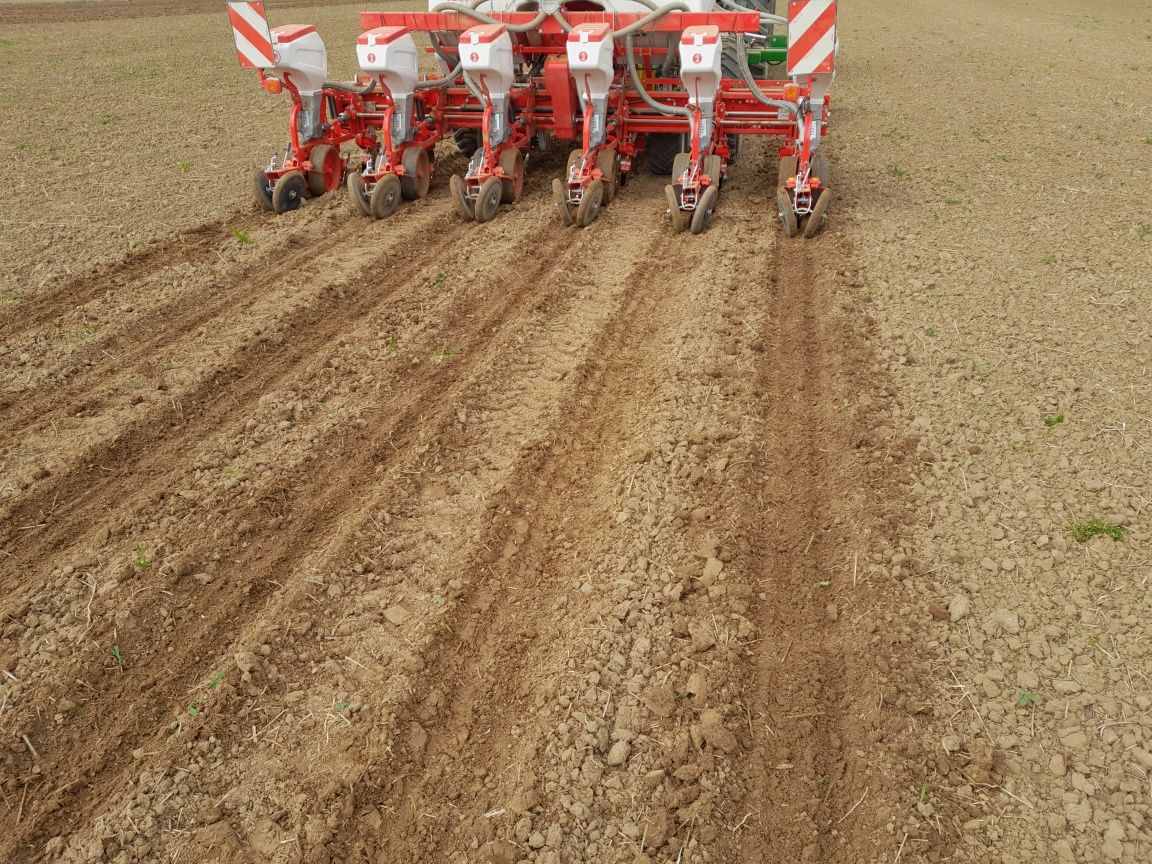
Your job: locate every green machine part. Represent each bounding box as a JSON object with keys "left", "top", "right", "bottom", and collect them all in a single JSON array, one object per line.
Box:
[{"left": 746, "top": 34, "right": 788, "bottom": 68}]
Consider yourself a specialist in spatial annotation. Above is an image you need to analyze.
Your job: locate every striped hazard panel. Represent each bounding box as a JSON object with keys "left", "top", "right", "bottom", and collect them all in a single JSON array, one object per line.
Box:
[
  {"left": 787, "top": 0, "right": 837, "bottom": 76},
  {"left": 228, "top": 1, "right": 276, "bottom": 69}
]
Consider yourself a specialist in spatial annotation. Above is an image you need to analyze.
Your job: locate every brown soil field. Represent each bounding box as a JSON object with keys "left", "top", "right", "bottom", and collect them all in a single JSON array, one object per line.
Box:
[{"left": 1, "top": 1, "right": 1150, "bottom": 863}]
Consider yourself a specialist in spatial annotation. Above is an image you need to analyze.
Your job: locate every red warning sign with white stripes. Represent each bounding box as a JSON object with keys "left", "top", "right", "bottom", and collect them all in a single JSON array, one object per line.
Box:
[
  {"left": 787, "top": 0, "right": 837, "bottom": 76},
  {"left": 228, "top": 1, "right": 276, "bottom": 69}
]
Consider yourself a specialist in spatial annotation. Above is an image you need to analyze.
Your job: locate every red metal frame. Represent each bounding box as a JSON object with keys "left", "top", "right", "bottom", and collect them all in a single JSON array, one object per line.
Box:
[{"left": 249, "top": 6, "right": 834, "bottom": 223}]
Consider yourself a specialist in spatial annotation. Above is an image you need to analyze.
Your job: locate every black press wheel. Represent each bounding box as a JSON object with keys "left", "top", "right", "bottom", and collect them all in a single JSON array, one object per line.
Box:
[
  {"left": 566, "top": 149, "right": 583, "bottom": 182},
  {"left": 595, "top": 149, "right": 620, "bottom": 204},
  {"left": 369, "top": 173, "right": 402, "bottom": 220},
  {"left": 576, "top": 178, "right": 605, "bottom": 228},
  {"left": 497, "top": 148, "right": 525, "bottom": 204},
  {"left": 474, "top": 176, "right": 503, "bottom": 223},
  {"left": 450, "top": 175, "right": 474, "bottom": 221},
  {"left": 803, "top": 189, "right": 832, "bottom": 239},
  {"left": 665, "top": 184, "right": 690, "bottom": 233},
  {"left": 552, "top": 178, "right": 575, "bottom": 227},
  {"left": 346, "top": 171, "right": 371, "bottom": 216},
  {"left": 777, "top": 187, "right": 799, "bottom": 237},
  {"left": 254, "top": 170, "right": 274, "bottom": 212},
  {"left": 690, "top": 184, "right": 719, "bottom": 235},
  {"left": 811, "top": 154, "right": 830, "bottom": 190},
  {"left": 703, "top": 154, "right": 724, "bottom": 189},
  {"left": 777, "top": 155, "right": 798, "bottom": 189},
  {"left": 271, "top": 171, "right": 306, "bottom": 214},
  {"left": 400, "top": 147, "right": 432, "bottom": 201}
]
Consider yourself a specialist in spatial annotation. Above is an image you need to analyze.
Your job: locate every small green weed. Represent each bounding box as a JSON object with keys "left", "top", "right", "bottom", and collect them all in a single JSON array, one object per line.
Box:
[
  {"left": 208, "top": 670, "right": 226, "bottom": 691},
  {"left": 1068, "top": 520, "right": 1126, "bottom": 543},
  {"left": 889, "top": 166, "right": 905, "bottom": 179},
  {"left": 110, "top": 644, "right": 125, "bottom": 669},
  {"left": 437, "top": 346, "right": 456, "bottom": 361},
  {"left": 1043, "top": 413, "right": 1065, "bottom": 428},
  {"left": 178, "top": 160, "right": 192, "bottom": 172},
  {"left": 1043, "top": 253, "right": 1055, "bottom": 264},
  {"left": 0, "top": 38, "right": 12, "bottom": 47},
  {"left": 923, "top": 327, "right": 936, "bottom": 337},
  {"left": 99, "top": 114, "right": 115, "bottom": 127},
  {"left": 945, "top": 198, "right": 962, "bottom": 206},
  {"left": 815, "top": 580, "right": 831, "bottom": 589},
  {"left": 972, "top": 129, "right": 989, "bottom": 143},
  {"left": 431, "top": 271, "right": 447, "bottom": 290},
  {"left": 389, "top": 332, "right": 398, "bottom": 352},
  {"left": 917, "top": 780, "right": 930, "bottom": 805},
  {"left": 335, "top": 700, "right": 351, "bottom": 713},
  {"left": 0, "top": 290, "right": 21, "bottom": 306},
  {"left": 970, "top": 361, "right": 990, "bottom": 382},
  {"left": 882, "top": 128, "right": 910, "bottom": 141},
  {"left": 231, "top": 228, "right": 251, "bottom": 244},
  {"left": 1016, "top": 690, "right": 1036, "bottom": 708},
  {"left": 187, "top": 704, "right": 199, "bottom": 717},
  {"left": 1137, "top": 223, "right": 1151, "bottom": 239},
  {"left": 133, "top": 543, "right": 151, "bottom": 570}
]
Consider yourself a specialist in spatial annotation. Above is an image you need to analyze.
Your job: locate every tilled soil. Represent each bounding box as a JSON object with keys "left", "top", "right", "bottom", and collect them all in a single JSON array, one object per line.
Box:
[{"left": 1, "top": 1, "right": 1150, "bottom": 864}]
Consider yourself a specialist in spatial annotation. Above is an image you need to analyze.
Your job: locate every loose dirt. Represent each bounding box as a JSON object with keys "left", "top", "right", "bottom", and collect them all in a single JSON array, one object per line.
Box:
[{"left": 1, "top": 1, "right": 1149, "bottom": 863}]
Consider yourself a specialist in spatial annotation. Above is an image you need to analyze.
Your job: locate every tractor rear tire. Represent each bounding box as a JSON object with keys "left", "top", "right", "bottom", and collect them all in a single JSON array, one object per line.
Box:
[
  {"left": 453, "top": 129, "right": 480, "bottom": 157},
  {"left": 721, "top": 46, "right": 744, "bottom": 164},
  {"left": 647, "top": 133, "right": 684, "bottom": 176}
]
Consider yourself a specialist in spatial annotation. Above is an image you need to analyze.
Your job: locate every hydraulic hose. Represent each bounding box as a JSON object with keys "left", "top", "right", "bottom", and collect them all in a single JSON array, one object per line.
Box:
[
  {"left": 624, "top": 33, "right": 689, "bottom": 118},
  {"left": 733, "top": 32, "right": 797, "bottom": 116},
  {"left": 431, "top": 3, "right": 548, "bottom": 32},
  {"left": 612, "top": 2, "right": 688, "bottom": 39},
  {"left": 323, "top": 80, "right": 378, "bottom": 95},
  {"left": 716, "top": 0, "right": 786, "bottom": 27},
  {"left": 415, "top": 63, "right": 464, "bottom": 89}
]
